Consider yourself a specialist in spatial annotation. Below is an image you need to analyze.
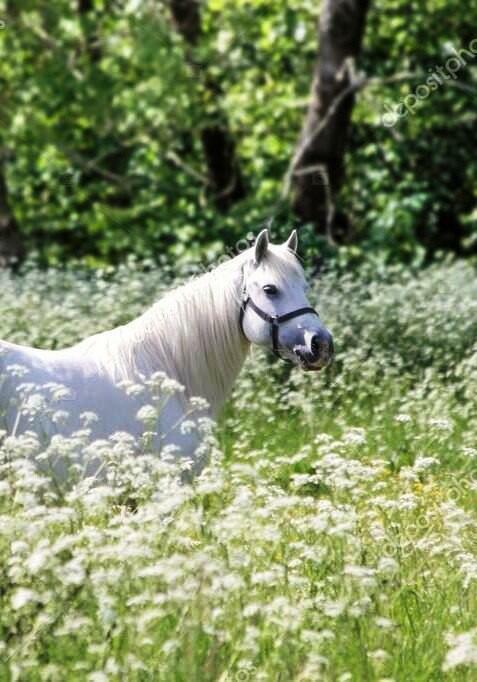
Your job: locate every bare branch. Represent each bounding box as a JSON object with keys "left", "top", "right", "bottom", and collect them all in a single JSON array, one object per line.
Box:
[{"left": 166, "top": 149, "right": 209, "bottom": 185}]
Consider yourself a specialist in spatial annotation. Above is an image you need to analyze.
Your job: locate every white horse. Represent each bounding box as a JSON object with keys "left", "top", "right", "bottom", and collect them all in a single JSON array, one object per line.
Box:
[{"left": 0, "top": 229, "right": 333, "bottom": 473}]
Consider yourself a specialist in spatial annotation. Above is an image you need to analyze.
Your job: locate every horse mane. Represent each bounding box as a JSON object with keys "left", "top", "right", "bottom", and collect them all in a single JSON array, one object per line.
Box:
[{"left": 75, "top": 244, "right": 304, "bottom": 413}]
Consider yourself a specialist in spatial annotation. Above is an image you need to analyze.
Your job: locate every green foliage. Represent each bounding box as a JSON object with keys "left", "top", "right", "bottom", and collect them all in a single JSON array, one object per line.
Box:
[
  {"left": 0, "top": 0, "right": 476, "bottom": 264},
  {"left": 348, "top": 0, "right": 477, "bottom": 260}
]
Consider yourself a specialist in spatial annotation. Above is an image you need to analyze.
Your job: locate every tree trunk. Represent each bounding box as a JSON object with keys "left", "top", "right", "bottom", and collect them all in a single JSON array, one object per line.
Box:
[
  {"left": 291, "top": 0, "right": 371, "bottom": 241},
  {"left": 0, "top": 153, "right": 23, "bottom": 267},
  {"left": 168, "top": 0, "right": 245, "bottom": 211},
  {"left": 77, "top": 0, "right": 102, "bottom": 62}
]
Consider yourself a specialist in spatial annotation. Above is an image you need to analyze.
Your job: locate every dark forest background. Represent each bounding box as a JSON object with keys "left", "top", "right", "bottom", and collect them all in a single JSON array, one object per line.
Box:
[{"left": 0, "top": 0, "right": 476, "bottom": 268}]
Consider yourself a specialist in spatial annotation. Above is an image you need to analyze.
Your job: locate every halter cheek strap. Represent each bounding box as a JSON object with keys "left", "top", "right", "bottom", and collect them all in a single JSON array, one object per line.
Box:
[{"left": 239, "top": 292, "right": 319, "bottom": 362}]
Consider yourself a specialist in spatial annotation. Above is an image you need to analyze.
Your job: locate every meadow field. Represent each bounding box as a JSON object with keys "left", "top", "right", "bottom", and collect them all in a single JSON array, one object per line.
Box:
[{"left": 1, "top": 260, "right": 477, "bottom": 681}]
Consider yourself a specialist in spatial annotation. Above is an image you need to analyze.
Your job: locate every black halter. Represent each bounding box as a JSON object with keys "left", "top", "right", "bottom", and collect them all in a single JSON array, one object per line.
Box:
[{"left": 239, "top": 292, "right": 320, "bottom": 362}]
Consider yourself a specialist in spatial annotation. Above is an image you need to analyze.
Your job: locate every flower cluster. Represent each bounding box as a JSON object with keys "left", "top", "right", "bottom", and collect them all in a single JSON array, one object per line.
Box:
[{"left": 0, "top": 260, "right": 476, "bottom": 679}]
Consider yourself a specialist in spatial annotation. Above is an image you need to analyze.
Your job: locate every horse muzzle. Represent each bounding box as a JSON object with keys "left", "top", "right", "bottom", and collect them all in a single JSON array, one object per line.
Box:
[{"left": 294, "top": 330, "right": 334, "bottom": 371}]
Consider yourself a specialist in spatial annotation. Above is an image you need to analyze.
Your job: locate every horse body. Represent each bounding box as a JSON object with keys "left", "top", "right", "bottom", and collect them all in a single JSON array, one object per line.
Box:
[
  {"left": 0, "top": 339, "right": 148, "bottom": 440},
  {"left": 0, "top": 230, "right": 334, "bottom": 477},
  {"left": 0, "top": 255, "right": 249, "bottom": 459}
]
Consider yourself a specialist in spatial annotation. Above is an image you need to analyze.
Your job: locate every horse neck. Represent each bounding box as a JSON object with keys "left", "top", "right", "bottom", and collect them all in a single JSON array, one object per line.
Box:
[{"left": 122, "top": 262, "right": 250, "bottom": 414}]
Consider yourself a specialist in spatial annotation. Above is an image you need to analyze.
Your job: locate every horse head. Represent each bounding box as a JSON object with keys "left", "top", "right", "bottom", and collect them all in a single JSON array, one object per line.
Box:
[{"left": 239, "top": 229, "right": 334, "bottom": 371}]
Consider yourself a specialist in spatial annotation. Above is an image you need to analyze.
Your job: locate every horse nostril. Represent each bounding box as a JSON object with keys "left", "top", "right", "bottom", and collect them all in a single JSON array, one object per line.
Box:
[
  {"left": 311, "top": 331, "right": 334, "bottom": 360},
  {"left": 310, "top": 333, "right": 321, "bottom": 358}
]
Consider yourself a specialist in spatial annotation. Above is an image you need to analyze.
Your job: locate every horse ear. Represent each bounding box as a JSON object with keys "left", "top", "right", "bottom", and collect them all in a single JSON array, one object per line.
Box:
[
  {"left": 285, "top": 229, "right": 298, "bottom": 254},
  {"left": 254, "top": 228, "right": 269, "bottom": 265}
]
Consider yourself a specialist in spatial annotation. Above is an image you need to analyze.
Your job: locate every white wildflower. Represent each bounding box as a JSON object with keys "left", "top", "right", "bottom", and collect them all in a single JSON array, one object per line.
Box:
[
  {"left": 52, "top": 410, "right": 70, "bottom": 425},
  {"left": 413, "top": 456, "right": 439, "bottom": 472},
  {"left": 11, "top": 588, "right": 40, "bottom": 610},
  {"left": 374, "top": 617, "right": 394, "bottom": 630},
  {"left": 136, "top": 405, "right": 157, "bottom": 422},
  {"left": 429, "top": 418, "right": 453, "bottom": 432},
  {"left": 443, "top": 629, "right": 477, "bottom": 670},
  {"left": 81, "top": 411, "right": 99, "bottom": 426},
  {"left": 342, "top": 427, "right": 366, "bottom": 446}
]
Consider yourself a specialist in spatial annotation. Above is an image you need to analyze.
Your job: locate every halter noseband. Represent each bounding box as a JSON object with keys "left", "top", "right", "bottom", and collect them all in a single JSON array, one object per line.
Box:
[{"left": 239, "top": 287, "right": 320, "bottom": 362}]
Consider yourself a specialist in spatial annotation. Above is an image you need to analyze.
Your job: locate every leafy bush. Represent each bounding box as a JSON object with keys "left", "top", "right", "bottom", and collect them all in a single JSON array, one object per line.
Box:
[{"left": 1, "top": 0, "right": 476, "bottom": 263}]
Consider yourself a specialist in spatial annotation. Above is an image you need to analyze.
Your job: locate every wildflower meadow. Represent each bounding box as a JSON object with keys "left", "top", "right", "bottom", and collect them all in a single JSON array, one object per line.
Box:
[{"left": 1, "top": 259, "right": 477, "bottom": 681}]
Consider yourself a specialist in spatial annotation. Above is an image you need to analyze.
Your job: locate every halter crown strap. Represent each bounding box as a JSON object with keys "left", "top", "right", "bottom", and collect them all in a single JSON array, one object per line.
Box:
[{"left": 239, "top": 293, "right": 319, "bottom": 362}]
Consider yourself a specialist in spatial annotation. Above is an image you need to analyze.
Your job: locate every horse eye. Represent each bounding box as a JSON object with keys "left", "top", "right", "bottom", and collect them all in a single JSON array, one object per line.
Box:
[{"left": 263, "top": 284, "right": 278, "bottom": 296}]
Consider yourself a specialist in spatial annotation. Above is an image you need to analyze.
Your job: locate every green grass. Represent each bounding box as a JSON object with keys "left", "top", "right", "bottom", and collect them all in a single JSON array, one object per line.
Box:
[{"left": 1, "top": 259, "right": 477, "bottom": 681}]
